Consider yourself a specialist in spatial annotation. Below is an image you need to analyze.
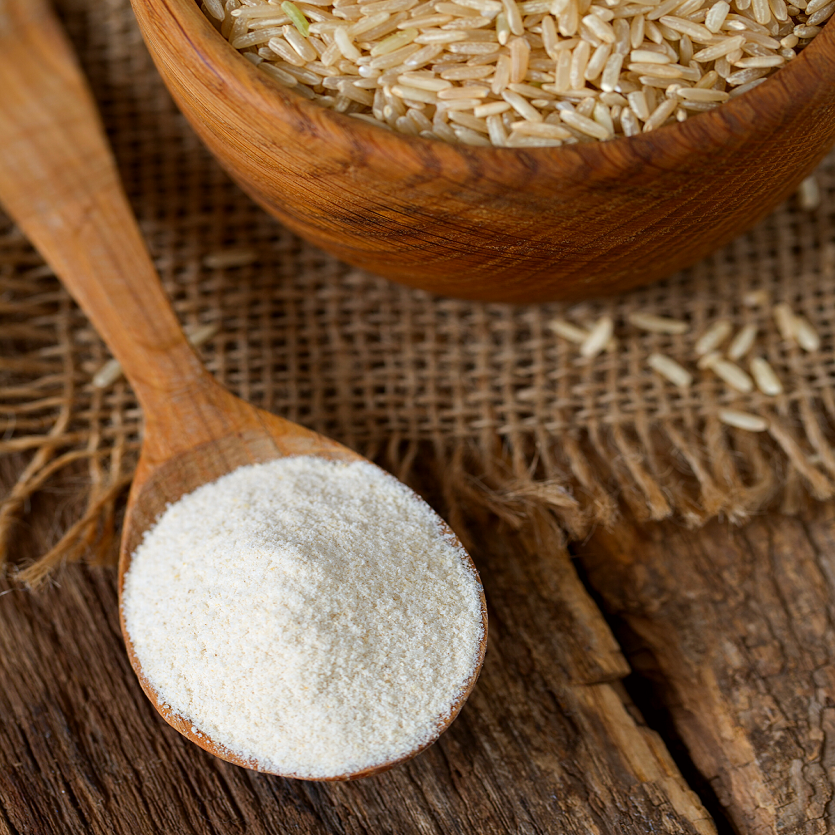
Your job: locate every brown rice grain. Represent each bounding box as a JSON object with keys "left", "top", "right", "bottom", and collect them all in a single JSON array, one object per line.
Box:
[
  {"left": 600, "top": 52, "right": 623, "bottom": 92},
  {"left": 205, "top": 0, "right": 226, "bottom": 18},
  {"left": 502, "top": 88, "right": 545, "bottom": 119},
  {"left": 94, "top": 322, "right": 220, "bottom": 390},
  {"left": 391, "top": 81, "right": 439, "bottom": 101},
  {"left": 586, "top": 43, "right": 614, "bottom": 79},
  {"left": 627, "top": 89, "right": 650, "bottom": 118},
  {"left": 401, "top": 43, "right": 444, "bottom": 66},
  {"left": 727, "top": 323, "right": 757, "bottom": 359},
  {"left": 647, "top": 0, "right": 688, "bottom": 21},
  {"left": 397, "top": 71, "right": 452, "bottom": 89},
  {"left": 691, "top": 34, "right": 745, "bottom": 60},
  {"left": 580, "top": 316, "right": 614, "bottom": 357},
  {"left": 397, "top": 13, "right": 451, "bottom": 26},
  {"left": 560, "top": 108, "right": 613, "bottom": 137},
  {"left": 452, "top": 125, "right": 493, "bottom": 143},
  {"left": 620, "top": 105, "right": 640, "bottom": 133},
  {"left": 807, "top": 0, "right": 835, "bottom": 23},
  {"left": 548, "top": 318, "right": 590, "bottom": 343},
  {"left": 728, "top": 77, "right": 767, "bottom": 96},
  {"left": 260, "top": 62, "right": 301, "bottom": 84},
  {"left": 627, "top": 312, "right": 690, "bottom": 333},
  {"left": 734, "top": 55, "right": 785, "bottom": 67},
  {"left": 437, "top": 96, "right": 486, "bottom": 108},
  {"left": 711, "top": 358, "right": 754, "bottom": 392},
  {"left": 440, "top": 64, "right": 494, "bottom": 78},
  {"left": 697, "top": 350, "right": 722, "bottom": 369},
  {"left": 474, "top": 100, "right": 513, "bottom": 115},
  {"left": 695, "top": 319, "right": 732, "bottom": 354},
  {"left": 797, "top": 175, "right": 821, "bottom": 211},
  {"left": 283, "top": 65, "right": 328, "bottom": 85},
  {"left": 510, "top": 120, "right": 573, "bottom": 136},
  {"left": 508, "top": 82, "right": 555, "bottom": 97},
  {"left": 558, "top": 0, "right": 580, "bottom": 35},
  {"left": 437, "top": 84, "right": 491, "bottom": 98},
  {"left": 658, "top": 15, "right": 713, "bottom": 39},
  {"left": 583, "top": 12, "right": 617, "bottom": 40},
  {"left": 648, "top": 352, "right": 693, "bottom": 387},
  {"left": 443, "top": 14, "right": 495, "bottom": 27},
  {"left": 676, "top": 86, "right": 730, "bottom": 101},
  {"left": 413, "top": 29, "right": 468, "bottom": 42},
  {"left": 284, "top": 25, "right": 320, "bottom": 58},
  {"left": 486, "top": 113, "right": 509, "bottom": 143},
  {"left": 772, "top": 302, "right": 796, "bottom": 341},
  {"left": 742, "top": 289, "right": 770, "bottom": 307},
  {"left": 718, "top": 409, "right": 769, "bottom": 432},
  {"left": 448, "top": 110, "right": 491, "bottom": 131},
  {"left": 769, "top": 0, "right": 790, "bottom": 17},
  {"left": 569, "top": 39, "right": 592, "bottom": 87},
  {"left": 642, "top": 96, "right": 677, "bottom": 130},
  {"left": 750, "top": 357, "right": 784, "bottom": 395},
  {"left": 351, "top": 13, "right": 395, "bottom": 35},
  {"left": 705, "top": 0, "right": 730, "bottom": 28},
  {"left": 553, "top": 48, "right": 573, "bottom": 90},
  {"left": 793, "top": 314, "right": 821, "bottom": 352},
  {"left": 726, "top": 67, "right": 769, "bottom": 85},
  {"left": 593, "top": 101, "right": 615, "bottom": 132}
]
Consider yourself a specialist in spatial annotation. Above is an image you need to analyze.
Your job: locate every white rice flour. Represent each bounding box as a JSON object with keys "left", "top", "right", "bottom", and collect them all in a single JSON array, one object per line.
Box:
[{"left": 122, "top": 456, "right": 484, "bottom": 779}]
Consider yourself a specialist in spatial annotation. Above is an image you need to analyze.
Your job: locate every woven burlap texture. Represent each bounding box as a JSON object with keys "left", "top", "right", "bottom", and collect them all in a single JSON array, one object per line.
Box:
[{"left": 2, "top": 0, "right": 835, "bottom": 584}]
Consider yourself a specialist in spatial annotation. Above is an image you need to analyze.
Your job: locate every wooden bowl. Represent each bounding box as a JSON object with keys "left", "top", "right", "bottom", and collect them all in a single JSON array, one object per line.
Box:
[{"left": 129, "top": 0, "right": 835, "bottom": 303}]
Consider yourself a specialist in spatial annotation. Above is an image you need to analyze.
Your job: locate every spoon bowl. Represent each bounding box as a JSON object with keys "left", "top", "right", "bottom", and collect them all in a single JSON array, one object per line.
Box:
[
  {"left": 122, "top": 395, "right": 485, "bottom": 780},
  {"left": 0, "top": 0, "right": 486, "bottom": 780}
]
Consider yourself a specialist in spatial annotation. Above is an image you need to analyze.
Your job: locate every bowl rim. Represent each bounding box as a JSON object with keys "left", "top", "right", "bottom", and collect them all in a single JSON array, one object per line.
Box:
[{"left": 137, "top": 0, "right": 835, "bottom": 178}]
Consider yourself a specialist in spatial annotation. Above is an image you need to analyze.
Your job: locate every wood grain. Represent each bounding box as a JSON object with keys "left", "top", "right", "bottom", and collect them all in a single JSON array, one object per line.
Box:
[
  {"left": 0, "top": 479, "right": 715, "bottom": 835},
  {"left": 577, "top": 507, "right": 835, "bottom": 835},
  {"left": 126, "top": 0, "right": 835, "bottom": 302},
  {"left": 9, "top": 462, "right": 835, "bottom": 833}
]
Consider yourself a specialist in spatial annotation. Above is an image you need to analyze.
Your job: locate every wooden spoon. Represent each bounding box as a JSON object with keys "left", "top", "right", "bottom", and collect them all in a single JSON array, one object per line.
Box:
[{"left": 0, "top": 0, "right": 487, "bottom": 780}]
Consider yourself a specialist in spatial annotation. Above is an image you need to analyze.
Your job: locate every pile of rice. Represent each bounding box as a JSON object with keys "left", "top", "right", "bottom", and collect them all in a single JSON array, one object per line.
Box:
[{"left": 201, "top": 0, "right": 832, "bottom": 147}]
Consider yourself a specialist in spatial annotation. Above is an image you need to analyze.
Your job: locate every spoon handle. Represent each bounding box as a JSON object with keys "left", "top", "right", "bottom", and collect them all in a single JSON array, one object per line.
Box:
[{"left": 0, "top": 0, "right": 216, "bottom": 420}]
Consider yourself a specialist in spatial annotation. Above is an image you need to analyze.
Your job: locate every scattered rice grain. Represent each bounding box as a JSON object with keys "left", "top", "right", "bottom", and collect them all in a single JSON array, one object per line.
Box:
[
  {"left": 742, "top": 289, "right": 770, "bottom": 307},
  {"left": 793, "top": 314, "right": 821, "bottom": 352},
  {"left": 697, "top": 350, "right": 722, "bottom": 370},
  {"left": 648, "top": 352, "right": 693, "bottom": 387},
  {"left": 580, "top": 316, "right": 614, "bottom": 357},
  {"left": 548, "top": 318, "right": 589, "bottom": 343},
  {"left": 727, "top": 323, "right": 757, "bottom": 360},
  {"left": 750, "top": 356, "right": 783, "bottom": 395},
  {"left": 627, "top": 312, "right": 689, "bottom": 334},
  {"left": 718, "top": 408, "right": 769, "bottom": 432},
  {"left": 797, "top": 175, "right": 821, "bottom": 211},
  {"left": 694, "top": 319, "right": 732, "bottom": 355},
  {"left": 772, "top": 302, "right": 796, "bottom": 341},
  {"left": 93, "top": 322, "right": 221, "bottom": 389},
  {"left": 710, "top": 358, "right": 754, "bottom": 393}
]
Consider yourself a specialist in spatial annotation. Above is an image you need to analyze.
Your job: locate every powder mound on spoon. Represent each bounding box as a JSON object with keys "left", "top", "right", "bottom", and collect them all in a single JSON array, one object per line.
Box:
[{"left": 121, "top": 457, "right": 485, "bottom": 779}]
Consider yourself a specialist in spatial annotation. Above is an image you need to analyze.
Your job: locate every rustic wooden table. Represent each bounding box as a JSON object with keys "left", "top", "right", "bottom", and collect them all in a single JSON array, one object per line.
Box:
[{"left": 2, "top": 468, "right": 831, "bottom": 835}]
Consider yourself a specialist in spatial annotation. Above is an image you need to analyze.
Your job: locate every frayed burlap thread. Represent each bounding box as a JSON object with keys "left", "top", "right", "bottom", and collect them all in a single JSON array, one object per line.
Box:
[{"left": 3, "top": 0, "right": 835, "bottom": 584}]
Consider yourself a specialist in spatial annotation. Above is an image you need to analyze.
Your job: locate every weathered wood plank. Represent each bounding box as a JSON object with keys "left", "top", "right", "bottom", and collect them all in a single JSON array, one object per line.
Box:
[
  {"left": 0, "top": 485, "right": 714, "bottom": 834},
  {"left": 578, "top": 507, "right": 835, "bottom": 835}
]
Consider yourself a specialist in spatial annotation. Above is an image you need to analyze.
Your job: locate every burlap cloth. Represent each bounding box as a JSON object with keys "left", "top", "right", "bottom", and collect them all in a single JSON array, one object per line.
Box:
[{"left": 2, "top": 0, "right": 835, "bottom": 584}]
